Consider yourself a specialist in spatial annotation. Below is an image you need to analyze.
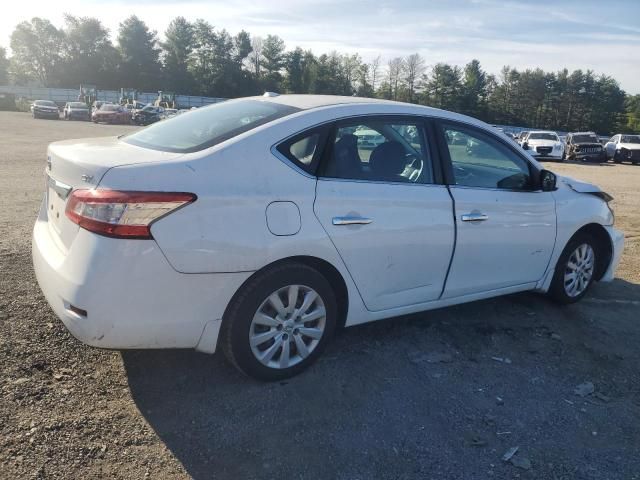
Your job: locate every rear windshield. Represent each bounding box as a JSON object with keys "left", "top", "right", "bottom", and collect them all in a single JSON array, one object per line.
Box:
[{"left": 123, "top": 99, "right": 300, "bottom": 153}]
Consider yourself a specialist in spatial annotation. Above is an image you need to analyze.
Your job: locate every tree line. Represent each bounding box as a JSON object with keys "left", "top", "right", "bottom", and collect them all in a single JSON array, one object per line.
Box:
[{"left": 0, "top": 15, "right": 638, "bottom": 134}]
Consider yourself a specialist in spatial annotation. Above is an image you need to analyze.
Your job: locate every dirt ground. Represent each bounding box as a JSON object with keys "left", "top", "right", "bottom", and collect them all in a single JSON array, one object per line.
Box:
[{"left": 1, "top": 111, "right": 639, "bottom": 479}]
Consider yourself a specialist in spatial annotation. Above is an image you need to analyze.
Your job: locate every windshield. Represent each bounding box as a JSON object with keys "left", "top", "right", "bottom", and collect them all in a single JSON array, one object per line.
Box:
[
  {"left": 100, "top": 105, "right": 120, "bottom": 111},
  {"left": 528, "top": 132, "right": 558, "bottom": 141},
  {"left": 142, "top": 106, "right": 156, "bottom": 112},
  {"left": 34, "top": 100, "right": 56, "bottom": 107},
  {"left": 124, "top": 99, "right": 301, "bottom": 153},
  {"left": 573, "top": 134, "right": 598, "bottom": 143},
  {"left": 621, "top": 135, "right": 640, "bottom": 144},
  {"left": 69, "top": 102, "right": 87, "bottom": 108}
]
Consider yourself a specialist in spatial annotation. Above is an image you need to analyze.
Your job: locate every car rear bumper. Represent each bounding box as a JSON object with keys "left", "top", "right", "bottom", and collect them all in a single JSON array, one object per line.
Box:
[
  {"left": 32, "top": 198, "right": 251, "bottom": 352},
  {"left": 600, "top": 226, "right": 624, "bottom": 282}
]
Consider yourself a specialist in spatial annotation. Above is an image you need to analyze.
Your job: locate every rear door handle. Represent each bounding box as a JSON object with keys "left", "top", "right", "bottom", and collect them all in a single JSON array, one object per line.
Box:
[
  {"left": 332, "top": 216, "right": 373, "bottom": 226},
  {"left": 461, "top": 212, "right": 489, "bottom": 222}
]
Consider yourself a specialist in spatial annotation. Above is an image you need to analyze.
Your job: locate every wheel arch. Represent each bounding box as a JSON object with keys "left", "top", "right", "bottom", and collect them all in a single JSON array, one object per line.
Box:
[
  {"left": 569, "top": 223, "right": 613, "bottom": 281},
  {"left": 221, "top": 255, "right": 350, "bottom": 332}
]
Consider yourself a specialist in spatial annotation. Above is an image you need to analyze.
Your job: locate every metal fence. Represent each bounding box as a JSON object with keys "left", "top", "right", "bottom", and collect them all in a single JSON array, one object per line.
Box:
[{"left": 0, "top": 85, "right": 226, "bottom": 108}]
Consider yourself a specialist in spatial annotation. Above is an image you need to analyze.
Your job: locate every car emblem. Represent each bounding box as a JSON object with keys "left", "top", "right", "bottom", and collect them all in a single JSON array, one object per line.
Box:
[{"left": 81, "top": 174, "right": 94, "bottom": 183}]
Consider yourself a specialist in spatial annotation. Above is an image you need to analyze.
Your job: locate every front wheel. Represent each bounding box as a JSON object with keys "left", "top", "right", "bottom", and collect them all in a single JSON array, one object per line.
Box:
[
  {"left": 548, "top": 233, "right": 598, "bottom": 304},
  {"left": 221, "top": 263, "right": 337, "bottom": 381}
]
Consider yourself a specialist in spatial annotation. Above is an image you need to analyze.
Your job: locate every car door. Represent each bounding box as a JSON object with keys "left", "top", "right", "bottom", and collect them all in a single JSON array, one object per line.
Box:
[
  {"left": 436, "top": 121, "right": 556, "bottom": 298},
  {"left": 313, "top": 116, "right": 455, "bottom": 312}
]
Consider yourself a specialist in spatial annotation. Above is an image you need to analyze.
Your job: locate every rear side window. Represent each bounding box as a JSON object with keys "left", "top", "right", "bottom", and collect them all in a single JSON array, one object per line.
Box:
[
  {"left": 276, "top": 128, "right": 329, "bottom": 173},
  {"left": 319, "top": 117, "right": 433, "bottom": 184},
  {"left": 124, "top": 99, "right": 300, "bottom": 153}
]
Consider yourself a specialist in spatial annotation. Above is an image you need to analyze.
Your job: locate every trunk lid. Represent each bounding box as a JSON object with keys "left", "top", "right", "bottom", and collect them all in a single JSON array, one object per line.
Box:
[{"left": 45, "top": 136, "right": 183, "bottom": 251}]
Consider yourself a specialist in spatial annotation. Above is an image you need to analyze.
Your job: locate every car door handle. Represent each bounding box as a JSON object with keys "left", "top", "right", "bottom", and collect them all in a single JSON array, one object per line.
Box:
[
  {"left": 461, "top": 213, "right": 489, "bottom": 222},
  {"left": 332, "top": 216, "right": 373, "bottom": 226}
]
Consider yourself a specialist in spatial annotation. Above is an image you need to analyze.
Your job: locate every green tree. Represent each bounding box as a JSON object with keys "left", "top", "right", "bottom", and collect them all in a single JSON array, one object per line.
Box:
[
  {"left": 422, "top": 63, "right": 463, "bottom": 111},
  {"left": 10, "top": 17, "right": 65, "bottom": 86},
  {"left": 0, "top": 47, "right": 9, "bottom": 84},
  {"left": 162, "top": 17, "right": 195, "bottom": 92},
  {"left": 60, "top": 15, "right": 119, "bottom": 88},
  {"left": 260, "top": 34, "right": 286, "bottom": 91},
  {"left": 117, "top": 15, "right": 161, "bottom": 91},
  {"left": 460, "top": 59, "right": 487, "bottom": 120}
]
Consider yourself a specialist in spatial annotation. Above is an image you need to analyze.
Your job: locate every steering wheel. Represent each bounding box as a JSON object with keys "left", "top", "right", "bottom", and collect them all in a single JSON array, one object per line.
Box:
[{"left": 404, "top": 153, "right": 423, "bottom": 181}]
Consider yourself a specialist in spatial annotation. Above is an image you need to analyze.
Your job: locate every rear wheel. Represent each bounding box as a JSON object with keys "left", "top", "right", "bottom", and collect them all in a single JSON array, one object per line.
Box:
[
  {"left": 221, "top": 263, "right": 337, "bottom": 381},
  {"left": 549, "top": 233, "right": 598, "bottom": 304}
]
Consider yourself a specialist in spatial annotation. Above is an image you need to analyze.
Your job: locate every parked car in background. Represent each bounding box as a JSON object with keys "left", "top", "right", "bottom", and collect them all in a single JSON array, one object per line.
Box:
[
  {"left": 91, "top": 100, "right": 105, "bottom": 112},
  {"left": 32, "top": 100, "right": 60, "bottom": 120},
  {"left": 92, "top": 104, "right": 131, "bottom": 124},
  {"left": 565, "top": 132, "right": 607, "bottom": 163},
  {"left": 605, "top": 134, "right": 640, "bottom": 164},
  {"left": 63, "top": 102, "right": 90, "bottom": 121},
  {"left": 160, "top": 108, "right": 178, "bottom": 120},
  {"left": 522, "top": 131, "right": 565, "bottom": 161},
  {"left": 516, "top": 131, "right": 529, "bottom": 145},
  {"left": 33, "top": 95, "right": 623, "bottom": 380},
  {"left": 131, "top": 105, "right": 164, "bottom": 125}
]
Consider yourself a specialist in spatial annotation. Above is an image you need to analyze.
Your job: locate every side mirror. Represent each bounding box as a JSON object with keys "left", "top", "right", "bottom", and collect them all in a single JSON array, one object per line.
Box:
[
  {"left": 540, "top": 169, "right": 557, "bottom": 192},
  {"left": 522, "top": 142, "right": 529, "bottom": 150}
]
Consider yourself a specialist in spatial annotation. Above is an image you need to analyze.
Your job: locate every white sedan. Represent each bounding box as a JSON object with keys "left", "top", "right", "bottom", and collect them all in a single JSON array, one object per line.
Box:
[
  {"left": 33, "top": 95, "right": 624, "bottom": 380},
  {"left": 522, "top": 131, "right": 565, "bottom": 161}
]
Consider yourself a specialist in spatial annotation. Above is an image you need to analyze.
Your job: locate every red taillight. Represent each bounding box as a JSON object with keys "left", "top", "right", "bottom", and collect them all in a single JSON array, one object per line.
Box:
[{"left": 65, "top": 190, "right": 196, "bottom": 239}]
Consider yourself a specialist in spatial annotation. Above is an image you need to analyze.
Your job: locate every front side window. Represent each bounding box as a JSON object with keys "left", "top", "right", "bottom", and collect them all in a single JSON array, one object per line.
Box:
[
  {"left": 319, "top": 118, "right": 432, "bottom": 184},
  {"left": 124, "top": 99, "right": 300, "bottom": 153},
  {"left": 443, "top": 124, "right": 533, "bottom": 190}
]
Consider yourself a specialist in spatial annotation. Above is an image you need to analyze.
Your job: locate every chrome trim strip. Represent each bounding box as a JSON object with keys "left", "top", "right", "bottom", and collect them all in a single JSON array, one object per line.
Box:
[
  {"left": 332, "top": 216, "right": 373, "bottom": 226},
  {"left": 47, "top": 176, "right": 72, "bottom": 199}
]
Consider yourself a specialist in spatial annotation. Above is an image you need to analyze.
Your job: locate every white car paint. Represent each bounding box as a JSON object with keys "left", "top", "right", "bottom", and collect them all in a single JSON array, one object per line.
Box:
[
  {"left": 524, "top": 131, "right": 564, "bottom": 160},
  {"left": 33, "top": 95, "right": 624, "bottom": 356},
  {"left": 604, "top": 134, "right": 640, "bottom": 163}
]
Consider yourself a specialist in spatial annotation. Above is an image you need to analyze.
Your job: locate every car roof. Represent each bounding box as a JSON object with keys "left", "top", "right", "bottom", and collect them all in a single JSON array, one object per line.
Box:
[
  {"left": 528, "top": 130, "right": 557, "bottom": 135},
  {"left": 257, "top": 94, "right": 400, "bottom": 110},
  {"left": 251, "top": 94, "right": 495, "bottom": 131}
]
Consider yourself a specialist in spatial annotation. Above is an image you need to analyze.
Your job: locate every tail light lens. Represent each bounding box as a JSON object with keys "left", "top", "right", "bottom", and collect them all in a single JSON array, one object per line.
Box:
[{"left": 66, "top": 190, "right": 196, "bottom": 239}]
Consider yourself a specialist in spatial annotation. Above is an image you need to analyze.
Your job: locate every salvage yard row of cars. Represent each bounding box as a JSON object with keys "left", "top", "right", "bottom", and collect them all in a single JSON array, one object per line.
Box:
[
  {"left": 507, "top": 129, "right": 640, "bottom": 164},
  {"left": 30, "top": 99, "right": 185, "bottom": 125}
]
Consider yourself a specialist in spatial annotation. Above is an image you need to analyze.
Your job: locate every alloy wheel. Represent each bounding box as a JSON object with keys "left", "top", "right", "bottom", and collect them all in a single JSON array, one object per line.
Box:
[
  {"left": 249, "top": 285, "right": 326, "bottom": 369},
  {"left": 563, "top": 243, "right": 595, "bottom": 297}
]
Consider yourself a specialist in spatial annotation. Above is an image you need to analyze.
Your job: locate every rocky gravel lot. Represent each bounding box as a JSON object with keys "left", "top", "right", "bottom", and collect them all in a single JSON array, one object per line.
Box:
[{"left": 1, "top": 111, "right": 639, "bottom": 479}]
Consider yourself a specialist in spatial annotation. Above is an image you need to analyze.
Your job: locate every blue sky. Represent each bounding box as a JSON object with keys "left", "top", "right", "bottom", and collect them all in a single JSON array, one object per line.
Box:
[{"left": 2, "top": 0, "right": 640, "bottom": 93}]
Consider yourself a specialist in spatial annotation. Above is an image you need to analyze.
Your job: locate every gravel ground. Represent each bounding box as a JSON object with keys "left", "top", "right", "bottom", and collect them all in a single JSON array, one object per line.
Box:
[{"left": 1, "top": 111, "right": 639, "bottom": 479}]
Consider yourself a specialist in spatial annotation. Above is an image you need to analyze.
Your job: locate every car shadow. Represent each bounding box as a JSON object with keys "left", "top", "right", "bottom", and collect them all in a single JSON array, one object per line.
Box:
[{"left": 122, "top": 278, "right": 640, "bottom": 479}]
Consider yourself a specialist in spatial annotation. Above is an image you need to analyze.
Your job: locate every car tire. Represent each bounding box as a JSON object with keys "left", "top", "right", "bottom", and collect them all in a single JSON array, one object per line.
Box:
[
  {"left": 548, "top": 232, "right": 599, "bottom": 305},
  {"left": 221, "top": 262, "right": 338, "bottom": 381}
]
